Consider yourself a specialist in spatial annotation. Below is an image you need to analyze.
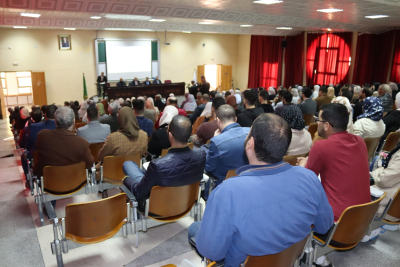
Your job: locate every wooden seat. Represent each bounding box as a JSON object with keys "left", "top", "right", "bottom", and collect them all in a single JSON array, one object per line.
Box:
[
  {"left": 102, "top": 153, "right": 141, "bottom": 184},
  {"left": 363, "top": 137, "right": 381, "bottom": 160},
  {"left": 307, "top": 123, "right": 318, "bottom": 139},
  {"left": 89, "top": 142, "right": 104, "bottom": 162},
  {"left": 303, "top": 114, "right": 315, "bottom": 127},
  {"left": 141, "top": 182, "right": 202, "bottom": 231},
  {"left": 186, "top": 111, "right": 194, "bottom": 115},
  {"left": 313, "top": 193, "right": 386, "bottom": 259},
  {"left": 75, "top": 122, "right": 87, "bottom": 129},
  {"left": 383, "top": 189, "right": 400, "bottom": 225},
  {"left": 382, "top": 132, "right": 400, "bottom": 152},
  {"left": 283, "top": 153, "right": 309, "bottom": 167},
  {"left": 225, "top": 169, "right": 237, "bottom": 180}
]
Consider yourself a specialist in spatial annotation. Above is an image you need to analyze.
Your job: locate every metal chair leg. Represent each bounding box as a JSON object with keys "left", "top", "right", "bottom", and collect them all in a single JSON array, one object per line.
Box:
[{"left": 37, "top": 195, "right": 45, "bottom": 226}]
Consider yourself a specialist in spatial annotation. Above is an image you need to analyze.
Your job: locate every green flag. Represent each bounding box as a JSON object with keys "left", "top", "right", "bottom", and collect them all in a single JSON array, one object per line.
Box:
[{"left": 83, "top": 74, "right": 88, "bottom": 100}]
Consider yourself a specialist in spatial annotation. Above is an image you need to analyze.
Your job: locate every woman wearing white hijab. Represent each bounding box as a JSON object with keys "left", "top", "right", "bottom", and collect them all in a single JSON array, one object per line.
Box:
[
  {"left": 331, "top": 96, "right": 354, "bottom": 133},
  {"left": 312, "top": 85, "right": 320, "bottom": 100},
  {"left": 159, "top": 106, "right": 179, "bottom": 126},
  {"left": 229, "top": 89, "right": 234, "bottom": 95},
  {"left": 291, "top": 89, "right": 300, "bottom": 104},
  {"left": 183, "top": 94, "right": 197, "bottom": 112},
  {"left": 118, "top": 98, "right": 124, "bottom": 105},
  {"left": 78, "top": 101, "right": 88, "bottom": 119},
  {"left": 200, "top": 102, "right": 213, "bottom": 117}
]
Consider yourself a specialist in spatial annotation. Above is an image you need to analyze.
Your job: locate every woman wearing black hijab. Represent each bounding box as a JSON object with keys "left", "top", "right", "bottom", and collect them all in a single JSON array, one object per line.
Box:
[{"left": 373, "top": 82, "right": 381, "bottom": 92}]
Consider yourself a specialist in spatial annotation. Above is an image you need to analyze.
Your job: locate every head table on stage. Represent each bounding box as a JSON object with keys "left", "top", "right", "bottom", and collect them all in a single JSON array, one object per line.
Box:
[{"left": 106, "top": 82, "right": 185, "bottom": 100}]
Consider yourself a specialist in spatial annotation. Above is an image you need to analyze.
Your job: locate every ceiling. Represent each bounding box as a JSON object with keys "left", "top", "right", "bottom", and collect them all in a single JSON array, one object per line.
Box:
[{"left": 0, "top": 0, "right": 399, "bottom": 36}]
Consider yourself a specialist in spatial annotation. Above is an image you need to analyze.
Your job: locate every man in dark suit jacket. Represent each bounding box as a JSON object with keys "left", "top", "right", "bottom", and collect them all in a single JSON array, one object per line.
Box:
[
  {"left": 300, "top": 87, "right": 317, "bottom": 115},
  {"left": 34, "top": 107, "right": 94, "bottom": 177},
  {"left": 189, "top": 80, "right": 199, "bottom": 97},
  {"left": 142, "top": 77, "right": 151, "bottom": 85},
  {"left": 199, "top": 76, "right": 210, "bottom": 95},
  {"left": 116, "top": 78, "right": 127, "bottom": 87},
  {"left": 97, "top": 72, "right": 108, "bottom": 97},
  {"left": 129, "top": 77, "right": 141, "bottom": 86},
  {"left": 152, "top": 76, "right": 162, "bottom": 84}
]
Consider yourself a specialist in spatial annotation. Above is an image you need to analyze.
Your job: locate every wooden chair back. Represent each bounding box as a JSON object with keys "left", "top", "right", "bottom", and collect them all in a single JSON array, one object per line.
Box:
[
  {"left": 75, "top": 122, "right": 87, "bottom": 129},
  {"left": 382, "top": 132, "right": 400, "bottom": 152},
  {"left": 188, "top": 142, "right": 194, "bottom": 149},
  {"left": 225, "top": 170, "right": 237, "bottom": 180},
  {"left": 43, "top": 162, "right": 87, "bottom": 195},
  {"left": 363, "top": 137, "right": 381, "bottom": 160},
  {"left": 65, "top": 193, "right": 127, "bottom": 244},
  {"left": 186, "top": 111, "right": 194, "bottom": 115},
  {"left": 32, "top": 150, "right": 39, "bottom": 169},
  {"left": 385, "top": 189, "right": 400, "bottom": 223},
  {"left": 307, "top": 123, "right": 318, "bottom": 138},
  {"left": 103, "top": 153, "right": 141, "bottom": 182},
  {"left": 148, "top": 182, "right": 200, "bottom": 219},
  {"left": 283, "top": 153, "right": 309, "bottom": 167},
  {"left": 303, "top": 114, "right": 315, "bottom": 127},
  {"left": 89, "top": 142, "right": 104, "bottom": 162},
  {"left": 330, "top": 193, "right": 386, "bottom": 248},
  {"left": 242, "top": 234, "right": 309, "bottom": 267}
]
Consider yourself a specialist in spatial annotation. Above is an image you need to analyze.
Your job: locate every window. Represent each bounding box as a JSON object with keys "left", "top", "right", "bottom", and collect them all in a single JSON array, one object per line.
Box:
[
  {"left": 16, "top": 71, "right": 32, "bottom": 94},
  {"left": 1, "top": 72, "right": 6, "bottom": 95}
]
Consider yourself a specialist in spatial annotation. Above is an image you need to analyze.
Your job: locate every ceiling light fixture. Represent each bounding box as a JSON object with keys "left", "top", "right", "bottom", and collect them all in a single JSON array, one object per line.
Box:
[
  {"left": 21, "top": 13, "right": 41, "bottom": 18},
  {"left": 149, "top": 19, "right": 166, "bottom": 22},
  {"left": 276, "top": 27, "right": 292, "bottom": 30},
  {"left": 90, "top": 16, "right": 101, "bottom": 19},
  {"left": 14, "top": 26, "right": 27, "bottom": 29},
  {"left": 365, "top": 15, "right": 389, "bottom": 19},
  {"left": 104, "top": 28, "right": 154, "bottom": 31},
  {"left": 241, "top": 25, "right": 253, "bottom": 27},
  {"left": 327, "top": 28, "right": 331, "bottom": 31},
  {"left": 64, "top": 28, "right": 76, "bottom": 30},
  {"left": 182, "top": 31, "right": 191, "bottom": 33},
  {"left": 253, "top": 0, "right": 283, "bottom": 5},
  {"left": 199, "top": 22, "right": 214, "bottom": 25},
  {"left": 317, "top": 8, "right": 343, "bottom": 13}
]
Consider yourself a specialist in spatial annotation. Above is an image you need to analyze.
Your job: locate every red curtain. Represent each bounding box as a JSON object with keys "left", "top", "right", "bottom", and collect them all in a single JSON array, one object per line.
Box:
[
  {"left": 306, "top": 32, "right": 352, "bottom": 85},
  {"left": 283, "top": 33, "right": 304, "bottom": 87},
  {"left": 248, "top": 35, "right": 284, "bottom": 88},
  {"left": 390, "top": 31, "right": 400, "bottom": 83}
]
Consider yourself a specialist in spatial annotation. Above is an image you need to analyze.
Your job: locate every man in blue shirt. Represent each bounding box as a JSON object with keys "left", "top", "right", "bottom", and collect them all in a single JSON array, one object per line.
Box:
[
  {"left": 76, "top": 105, "right": 111, "bottom": 143},
  {"left": 203, "top": 104, "right": 249, "bottom": 199},
  {"left": 132, "top": 99, "right": 153, "bottom": 138},
  {"left": 188, "top": 113, "right": 333, "bottom": 267}
]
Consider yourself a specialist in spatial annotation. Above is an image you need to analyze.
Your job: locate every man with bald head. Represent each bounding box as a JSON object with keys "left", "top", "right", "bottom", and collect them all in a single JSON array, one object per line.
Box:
[{"left": 189, "top": 113, "right": 333, "bottom": 267}]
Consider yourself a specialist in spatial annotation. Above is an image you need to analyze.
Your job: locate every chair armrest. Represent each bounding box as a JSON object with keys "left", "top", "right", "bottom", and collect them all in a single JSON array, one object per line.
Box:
[
  {"left": 120, "top": 185, "right": 137, "bottom": 201},
  {"left": 44, "top": 201, "right": 57, "bottom": 221},
  {"left": 312, "top": 223, "right": 338, "bottom": 248}
]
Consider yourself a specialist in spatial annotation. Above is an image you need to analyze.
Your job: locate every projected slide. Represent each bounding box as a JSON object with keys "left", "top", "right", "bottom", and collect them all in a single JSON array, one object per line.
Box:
[{"left": 106, "top": 40, "right": 152, "bottom": 81}]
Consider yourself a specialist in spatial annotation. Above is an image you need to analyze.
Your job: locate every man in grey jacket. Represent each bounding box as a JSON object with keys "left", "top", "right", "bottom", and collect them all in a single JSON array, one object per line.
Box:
[
  {"left": 77, "top": 105, "right": 110, "bottom": 143},
  {"left": 300, "top": 87, "right": 317, "bottom": 115}
]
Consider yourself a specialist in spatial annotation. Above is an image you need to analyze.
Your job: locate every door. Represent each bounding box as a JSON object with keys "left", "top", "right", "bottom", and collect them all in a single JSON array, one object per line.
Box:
[
  {"left": 31, "top": 72, "right": 47, "bottom": 106},
  {"left": 221, "top": 65, "right": 232, "bottom": 92},
  {"left": 197, "top": 65, "right": 205, "bottom": 83}
]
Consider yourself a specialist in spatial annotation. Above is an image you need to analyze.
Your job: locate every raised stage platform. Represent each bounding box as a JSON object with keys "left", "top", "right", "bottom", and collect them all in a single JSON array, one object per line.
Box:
[{"left": 106, "top": 82, "right": 185, "bottom": 100}]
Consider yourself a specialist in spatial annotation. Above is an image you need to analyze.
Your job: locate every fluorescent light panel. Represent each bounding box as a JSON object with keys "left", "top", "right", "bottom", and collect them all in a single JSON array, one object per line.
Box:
[
  {"left": 104, "top": 28, "right": 154, "bottom": 31},
  {"left": 21, "top": 13, "right": 41, "bottom": 18},
  {"left": 365, "top": 15, "right": 389, "bottom": 19},
  {"left": 64, "top": 28, "right": 76, "bottom": 30},
  {"left": 90, "top": 16, "right": 101, "bottom": 19},
  {"left": 199, "top": 22, "right": 214, "bottom": 24},
  {"left": 253, "top": 0, "right": 283, "bottom": 4},
  {"left": 149, "top": 19, "right": 166, "bottom": 22},
  {"left": 241, "top": 25, "right": 253, "bottom": 27},
  {"left": 317, "top": 8, "right": 343, "bottom": 13},
  {"left": 276, "top": 27, "right": 292, "bottom": 30},
  {"left": 14, "top": 26, "right": 27, "bottom": 29},
  {"left": 182, "top": 31, "right": 191, "bottom": 33}
]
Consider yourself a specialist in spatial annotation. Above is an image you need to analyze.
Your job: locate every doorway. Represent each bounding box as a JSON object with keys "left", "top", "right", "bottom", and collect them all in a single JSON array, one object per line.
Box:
[{"left": 1, "top": 71, "right": 34, "bottom": 110}]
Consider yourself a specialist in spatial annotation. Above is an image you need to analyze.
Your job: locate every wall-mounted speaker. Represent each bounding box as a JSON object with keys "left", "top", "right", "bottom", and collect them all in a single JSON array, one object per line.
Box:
[{"left": 281, "top": 39, "right": 287, "bottom": 48}]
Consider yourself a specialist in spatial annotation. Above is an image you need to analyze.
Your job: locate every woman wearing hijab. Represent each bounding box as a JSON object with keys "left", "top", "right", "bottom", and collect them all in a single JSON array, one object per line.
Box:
[
  {"left": 312, "top": 85, "right": 320, "bottom": 99},
  {"left": 373, "top": 82, "right": 381, "bottom": 92},
  {"left": 148, "top": 106, "right": 179, "bottom": 157},
  {"left": 353, "top": 97, "right": 385, "bottom": 139},
  {"left": 200, "top": 102, "right": 212, "bottom": 117},
  {"left": 351, "top": 86, "right": 362, "bottom": 104},
  {"left": 291, "top": 89, "right": 300, "bottom": 104},
  {"left": 327, "top": 87, "right": 335, "bottom": 99},
  {"left": 146, "top": 98, "right": 159, "bottom": 121},
  {"left": 281, "top": 105, "right": 312, "bottom": 156},
  {"left": 98, "top": 107, "right": 148, "bottom": 163},
  {"left": 180, "top": 93, "right": 190, "bottom": 109},
  {"left": 183, "top": 94, "right": 197, "bottom": 112},
  {"left": 389, "top": 82, "right": 399, "bottom": 101},
  {"left": 226, "top": 95, "right": 242, "bottom": 116},
  {"left": 97, "top": 103, "right": 109, "bottom": 122},
  {"left": 268, "top": 87, "right": 276, "bottom": 100},
  {"left": 78, "top": 101, "right": 88, "bottom": 119}
]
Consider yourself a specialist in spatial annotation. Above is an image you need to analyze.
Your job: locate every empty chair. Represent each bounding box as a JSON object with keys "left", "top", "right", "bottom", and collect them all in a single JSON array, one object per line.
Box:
[
  {"left": 225, "top": 169, "right": 237, "bottom": 180},
  {"left": 363, "top": 137, "right": 381, "bottom": 160},
  {"left": 49, "top": 193, "right": 137, "bottom": 267},
  {"left": 382, "top": 132, "right": 400, "bottom": 152},
  {"left": 140, "top": 182, "right": 202, "bottom": 232},
  {"left": 303, "top": 114, "right": 315, "bottom": 127},
  {"left": 102, "top": 153, "right": 142, "bottom": 184},
  {"left": 283, "top": 153, "right": 309, "bottom": 167},
  {"left": 89, "top": 142, "right": 105, "bottom": 163},
  {"left": 307, "top": 123, "right": 318, "bottom": 139}
]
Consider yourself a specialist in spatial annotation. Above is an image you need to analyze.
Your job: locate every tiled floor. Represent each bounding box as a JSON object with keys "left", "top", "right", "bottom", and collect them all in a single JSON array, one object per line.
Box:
[{"left": 0, "top": 118, "right": 399, "bottom": 267}]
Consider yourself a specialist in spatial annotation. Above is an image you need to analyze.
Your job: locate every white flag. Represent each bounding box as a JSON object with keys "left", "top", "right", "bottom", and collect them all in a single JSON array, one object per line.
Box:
[{"left": 193, "top": 69, "right": 197, "bottom": 83}]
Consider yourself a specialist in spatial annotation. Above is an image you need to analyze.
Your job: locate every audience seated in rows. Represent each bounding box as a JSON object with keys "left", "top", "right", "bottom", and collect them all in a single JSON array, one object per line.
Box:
[
  {"left": 98, "top": 107, "right": 148, "bottom": 163},
  {"left": 100, "top": 102, "right": 120, "bottom": 133},
  {"left": 148, "top": 106, "right": 178, "bottom": 157},
  {"left": 190, "top": 94, "right": 210, "bottom": 124},
  {"left": 258, "top": 90, "right": 274, "bottom": 113},
  {"left": 133, "top": 99, "right": 153, "bottom": 138},
  {"left": 34, "top": 107, "right": 94, "bottom": 177},
  {"left": 300, "top": 87, "right": 317, "bottom": 115},
  {"left": 274, "top": 90, "right": 293, "bottom": 117},
  {"left": 281, "top": 105, "right": 312, "bottom": 156},
  {"left": 189, "top": 113, "right": 333, "bottom": 267},
  {"left": 77, "top": 105, "right": 111, "bottom": 143},
  {"left": 123, "top": 115, "right": 206, "bottom": 211},
  {"left": 378, "top": 84, "right": 393, "bottom": 113},
  {"left": 353, "top": 97, "right": 385, "bottom": 139},
  {"left": 237, "top": 90, "right": 264, "bottom": 127}
]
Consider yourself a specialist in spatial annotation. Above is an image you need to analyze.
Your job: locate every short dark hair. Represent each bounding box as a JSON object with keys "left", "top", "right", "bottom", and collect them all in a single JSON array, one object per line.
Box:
[
  {"left": 64, "top": 101, "right": 70, "bottom": 106},
  {"left": 74, "top": 101, "right": 79, "bottom": 107},
  {"left": 169, "top": 115, "right": 192, "bottom": 143},
  {"left": 212, "top": 97, "right": 226, "bottom": 112},
  {"left": 210, "top": 91, "right": 217, "bottom": 99},
  {"left": 225, "top": 91, "right": 231, "bottom": 97},
  {"left": 243, "top": 89, "right": 258, "bottom": 106},
  {"left": 169, "top": 98, "right": 178, "bottom": 105},
  {"left": 41, "top": 105, "right": 47, "bottom": 114},
  {"left": 259, "top": 90, "right": 270, "bottom": 101},
  {"left": 302, "top": 88, "right": 312, "bottom": 98},
  {"left": 282, "top": 91, "right": 293, "bottom": 103},
  {"left": 216, "top": 104, "right": 236, "bottom": 123},
  {"left": 249, "top": 113, "right": 292, "bottom": 163},
  {"left": 320, "top": 86, "right": 328, "bottom": 94},
  {"left": 31, "top": 109, "right": 42, "bottom": 123},
  {"left": 320, "top": 103, "right": 349, "bottom": 132},
  {"left": 46, "top": 104, "right": 58, "bottom": 119},
  {"left": 202, "top": 94, "right": 210, "bottom": 102},
  {"left": 362, "top": 88, "right": 372, "bottom": 97},
  {"left": 132, "top": 99, "right": 144, "bottom": 112},
  {"left": 341, "top": 89, "right": 352, "bottom": 102},
  {"left": 191, "top": 80, "right": 195, "bottom": 83},
  {"left": 87, "top": 105, "right": 98, "bottom": 121}
]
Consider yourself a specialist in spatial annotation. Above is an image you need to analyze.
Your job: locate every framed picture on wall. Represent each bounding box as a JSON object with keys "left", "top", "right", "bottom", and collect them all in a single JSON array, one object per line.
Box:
[{"left": 58, "top": 35, "right": 71, "bottom": 50}]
